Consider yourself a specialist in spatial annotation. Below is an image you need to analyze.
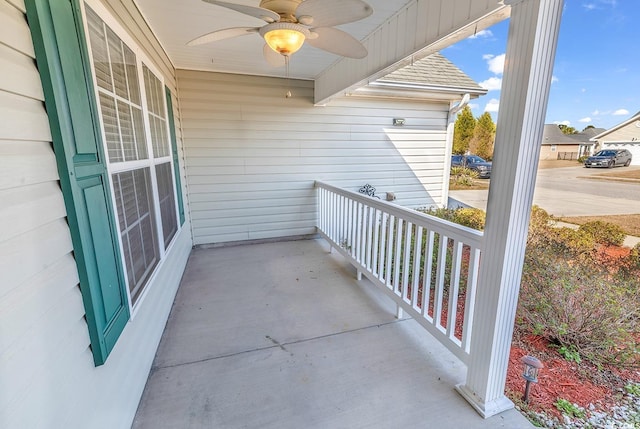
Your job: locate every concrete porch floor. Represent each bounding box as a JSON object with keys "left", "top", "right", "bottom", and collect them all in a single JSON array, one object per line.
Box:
[{"left": 133, "top": 238, "right": 533, "bottom": 428}]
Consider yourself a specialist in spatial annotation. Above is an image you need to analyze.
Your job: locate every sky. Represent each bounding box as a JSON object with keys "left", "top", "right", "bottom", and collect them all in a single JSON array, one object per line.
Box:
[{"left": 441, "top": 0, "right": 640, "bottom": 131}]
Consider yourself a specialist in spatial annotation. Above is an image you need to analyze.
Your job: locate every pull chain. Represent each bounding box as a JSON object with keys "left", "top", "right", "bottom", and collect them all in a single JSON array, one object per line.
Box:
[{"left": 285, "top": 55, "right": 292, "bottom": 98}]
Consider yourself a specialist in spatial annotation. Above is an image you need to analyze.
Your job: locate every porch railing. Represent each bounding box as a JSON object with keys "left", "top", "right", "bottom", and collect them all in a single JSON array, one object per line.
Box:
[{"left": 315, "top": 181, "right": 483, "bottom": 363}]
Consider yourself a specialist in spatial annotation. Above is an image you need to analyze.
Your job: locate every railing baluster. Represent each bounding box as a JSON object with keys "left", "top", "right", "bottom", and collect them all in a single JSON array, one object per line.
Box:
[
  {"left": 433, "top": 234, "right": 448, "bottom": 332},
  {"left": 461, "top": 247, "right": 481, "bottom": 354},
  {"left": 411, "top": 226, "right": 423, "bottom": 311},
  {"left": 446, "top": 240, "right": 464, "bottom": 342},
  {"left": 365, "top": 207, "right": 374, "bottom": 271},
  {"left": 402, "top": 222, "right": 412, "bottom": 304},
  {"left": 393, "top": 218, "right": 403, "bottom": 297},
  {"left": 385, "top": 215, "right": 395, "bottom": 289},
  {"left": 371, "top": 209, "right": 380, "bottom": 277},
  {"left": 422, "top": 229, "right": 435, "bottom": 321},
  {"left": 378, "top": 213, "right": 387, "bottom": 283}
]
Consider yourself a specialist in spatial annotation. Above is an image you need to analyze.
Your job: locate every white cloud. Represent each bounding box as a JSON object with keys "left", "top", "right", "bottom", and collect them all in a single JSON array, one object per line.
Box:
[
  {"left": 479, "top": 77, "right": 502, "bottom": 91},
  {"left": 551, "top": 76, "right": 559, "bottom": 84},
  {"left": 613, "top": 109, "right": 629, "bottom": 116},
  {"left": 485, "top": 98, "right": 500, "bottom": 113},
  {"left": 592, "top": 109, "right": 600, "bottom": 116},
  {"left": 553, "top": 120, "right": 571, "bottom": 126},
  {"left": 581, "top": 88, "right": 587, "bottom": 93},
  {"left": 582, "top": 3, "right": 597, "bottom": 10},
  {"left": 468, "top": 29, "right": 493, "bottom": 39},
  {"left": 483, "top": 53, "right": 505, "bottom": 74},
  {"left": 578, "top": 117, "right": 592, "bottom": 123},
  {"left": 468, "top": 103, "right": 480, "bottom": 110}
]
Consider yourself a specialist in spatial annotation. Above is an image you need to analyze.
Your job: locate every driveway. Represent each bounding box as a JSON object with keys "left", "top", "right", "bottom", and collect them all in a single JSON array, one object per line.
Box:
[{"left": 450, "top": 166, "right": 640, "bottom": 217}]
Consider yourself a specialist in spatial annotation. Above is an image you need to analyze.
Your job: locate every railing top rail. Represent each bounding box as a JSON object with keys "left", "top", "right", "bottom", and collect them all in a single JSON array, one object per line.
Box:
[{"left": 315, "top": 181, "right": 484, "bottom": 248}]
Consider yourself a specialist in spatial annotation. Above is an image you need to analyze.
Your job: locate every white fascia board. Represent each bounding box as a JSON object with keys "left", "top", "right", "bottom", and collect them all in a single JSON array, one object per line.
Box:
[
  {"left": 591, "top": 113, "right": 640, "bottom": 141},
  {"left": 349, "top": 82, "right": 486, "bottom": 102},
  {"left": 314, "top": 0, "right": 510, "bottom": 105}
]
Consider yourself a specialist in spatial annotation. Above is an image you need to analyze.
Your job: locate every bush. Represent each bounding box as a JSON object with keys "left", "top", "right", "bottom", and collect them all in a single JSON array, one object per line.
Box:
[
  {"left": 449, "top": 166, "right": 478, "bottom": 187},
  {"left": 527, "top": 206, "right": 553, "bottom": 246},
  {"left": 630, "top": 243, "right": 640, "bottom": 267},
  {"left": 452, "top": 208, "right": 486, "bottom": 230},
  {"left": 519, "top": 244, "right": 640, "bottom": 367},
  {"left": 578, "top": 220, "right": 627, "bottom": 246},
  {"left": 577, "top": 155, "right": 588, "bottom": 164},
  {"left": 552, "top": 227, "right": 596, "bottom": 256}
]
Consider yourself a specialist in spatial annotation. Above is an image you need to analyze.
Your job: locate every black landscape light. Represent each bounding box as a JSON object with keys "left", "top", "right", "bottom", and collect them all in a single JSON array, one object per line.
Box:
[{"left": 521, "top": 355, "right": 543, "bottom": 403}]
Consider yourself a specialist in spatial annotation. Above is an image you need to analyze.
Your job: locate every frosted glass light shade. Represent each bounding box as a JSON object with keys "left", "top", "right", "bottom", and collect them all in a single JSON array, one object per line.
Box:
[
  {"left": 264, "top": 29, "right": 305, "bottom": 55},
  {"left": 260, "top": 22, "right": 310, "bottom": 56}
]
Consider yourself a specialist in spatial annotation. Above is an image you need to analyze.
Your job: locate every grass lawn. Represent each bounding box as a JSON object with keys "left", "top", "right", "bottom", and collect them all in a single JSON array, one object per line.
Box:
[
  {"left": 595, "top": 168, "right": 640, "bottom": 180},
  {"left": 560, "top": 214, "right": 640, "bottom": 237},
  {"left": 538, "top": 159, "right": 580, "bottom": 169},
  {"left": 448, "top": 179, "right": 490, "bottom": 190}
]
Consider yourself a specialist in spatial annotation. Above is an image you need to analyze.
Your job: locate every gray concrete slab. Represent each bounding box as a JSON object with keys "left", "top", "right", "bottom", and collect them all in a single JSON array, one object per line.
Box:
[{"left": 133, "top": 239, "right": 534, "bottom": 429}]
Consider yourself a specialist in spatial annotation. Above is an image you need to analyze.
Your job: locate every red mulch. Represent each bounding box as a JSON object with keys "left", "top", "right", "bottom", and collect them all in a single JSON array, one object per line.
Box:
[{"left": 505, "top": 243, "right": 640, "bottom": 419}]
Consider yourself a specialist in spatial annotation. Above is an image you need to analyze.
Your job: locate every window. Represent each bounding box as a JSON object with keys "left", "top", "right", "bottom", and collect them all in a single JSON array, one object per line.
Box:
[{"left": 85, "top": 5, "right": 179, "bottom": 306}]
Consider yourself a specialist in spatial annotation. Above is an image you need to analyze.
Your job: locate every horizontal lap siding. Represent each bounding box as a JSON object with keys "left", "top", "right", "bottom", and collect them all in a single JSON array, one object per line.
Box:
[
  {"left": 1, "top": 1, "right": 192, "bottom": 428},
  {"left": 0, "top": 1, "right": 87, "bottom": 427},
  {"left": 177, "top": 70, "right": 449, "bottom": 245}
]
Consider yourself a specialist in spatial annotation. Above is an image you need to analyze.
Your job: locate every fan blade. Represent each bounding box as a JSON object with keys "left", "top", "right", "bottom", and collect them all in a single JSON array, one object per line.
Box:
[
  {"left": 202, "top": 0, "right": 280, "bottom": 23},
  {"left": 187, "top": 27, "right": 259, "bottom": 46},
  {"left": 307, "top": 27, "right": 367, "bottom": 59},
  {"left": 295, "top": 0, "right": 372, "bottom": 27},
  {"left": 263, "top": 44, "right": 286, "bottom": 67}
]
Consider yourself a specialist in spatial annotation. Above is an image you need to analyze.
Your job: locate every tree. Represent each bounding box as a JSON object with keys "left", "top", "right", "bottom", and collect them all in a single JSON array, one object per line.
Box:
[
  {"left": 582, "top": 125, "right": 595, "bottom": 131},
  {"left": 469, "top": 112, "right": 496, "bottom": 160},
  {"left": 558, "top": 124, "right": 578, "bottom": 135},
  {"left": 453, "top": 105, "right": 476, "bottom": 154}
]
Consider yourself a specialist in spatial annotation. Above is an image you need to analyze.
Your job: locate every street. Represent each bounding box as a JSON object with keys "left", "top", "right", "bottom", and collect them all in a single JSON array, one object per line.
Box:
[{"left": 450, "top": 166, "right": 640, "bottom": 217}]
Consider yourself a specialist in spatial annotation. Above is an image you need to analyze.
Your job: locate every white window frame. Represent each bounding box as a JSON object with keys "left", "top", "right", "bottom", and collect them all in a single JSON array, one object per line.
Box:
[{"left": 81, "top": 0, "right": 180, "bottom": 316}]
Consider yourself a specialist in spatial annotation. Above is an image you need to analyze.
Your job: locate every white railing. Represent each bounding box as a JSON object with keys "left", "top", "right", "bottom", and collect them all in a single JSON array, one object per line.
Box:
[{"left": 315, "top": 181, "right": 483, "bottom": 363}]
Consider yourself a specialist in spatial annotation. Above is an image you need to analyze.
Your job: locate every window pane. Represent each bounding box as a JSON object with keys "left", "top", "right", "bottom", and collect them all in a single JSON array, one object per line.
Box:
[
  {"left": 124, "top": 45, "right": 141, "bottom": 105},
  {"left": 156, "top": 162, "right": 177, "bottom": 247},
  {"left": 131, "top": 106, "right": 148, "bottom": 160},
  {"left": 99, "top": 93, "right": 122, "bottom": 162},
  {"left": 112, "top": 168, "right": 159, "bottom": 303},
  {"left": 106, "top": 27, "right": 128, "bottom": 100},
  {"left": 85, "top": 7, "right": 112, "bottom": 92},
  {"left": 143, "top": 64, "right": 170, "bottom": 158}
]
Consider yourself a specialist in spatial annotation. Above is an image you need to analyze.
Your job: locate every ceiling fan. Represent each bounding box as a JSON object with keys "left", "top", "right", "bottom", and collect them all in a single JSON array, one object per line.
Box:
[{"left": 187, "top": 0, "right": 374, "bottom": 67}]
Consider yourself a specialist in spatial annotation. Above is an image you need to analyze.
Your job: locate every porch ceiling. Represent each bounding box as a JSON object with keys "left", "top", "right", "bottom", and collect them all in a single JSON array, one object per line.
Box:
[
  {"left": 132, "top": 239, "right": 534, "bottom": 428},
  {"left": 134, "top": 1, "right": 508, "bottom": 86}
]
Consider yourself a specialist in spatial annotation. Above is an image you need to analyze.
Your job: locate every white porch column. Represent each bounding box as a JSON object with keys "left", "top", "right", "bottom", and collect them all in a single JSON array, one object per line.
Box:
[{"left": 455, "top": 0, "right": 564, "bottom": 418}]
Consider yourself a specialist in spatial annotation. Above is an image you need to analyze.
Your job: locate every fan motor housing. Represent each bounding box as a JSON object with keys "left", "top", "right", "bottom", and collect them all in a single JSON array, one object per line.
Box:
[{"left": 260, "top": 0, "right": 302, "bottom": 21}]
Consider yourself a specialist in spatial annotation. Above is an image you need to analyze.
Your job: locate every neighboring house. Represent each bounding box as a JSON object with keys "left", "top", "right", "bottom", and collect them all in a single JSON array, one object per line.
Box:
[
  {"left": 592, "top": 111, "right": 640, "bottom": 165},
  {"left": 0, "top": 0, "right": 563, "bottom": 427},
  {"left": 539, "top": 124, "right": 606, "bottom": 160}
]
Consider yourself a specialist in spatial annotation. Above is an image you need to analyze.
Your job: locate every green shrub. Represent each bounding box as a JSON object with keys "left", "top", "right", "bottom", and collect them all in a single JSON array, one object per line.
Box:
[
  {"left": 578, "top": 220, "right": 626, "bottom": 246},
  {"left": 452, "top": 208, "right": 486, "bottom": 230},
  {"left": 527, "top": 206, "right": 554, "bottom": 246},
  {"left": 552, "top": 227, "right": 596, "bottom": 256},
  {"left": 449, "top": 166, "right": 478, "bottom": 187},
  {"left": 519, "top": 244, "right": 640, "bottom": 367},
  {"left": 630, "top": 243, "right": 640, "bottom": 267},
  {"left": 577, "top": 155, "right": 588, "bottom": 164}
]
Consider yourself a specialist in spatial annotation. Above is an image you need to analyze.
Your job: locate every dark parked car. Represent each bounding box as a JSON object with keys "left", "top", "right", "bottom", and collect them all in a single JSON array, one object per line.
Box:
[
  {"left": 584, "top": 149, "right": 632, "bottom": 168},
  {"left": 451, "top": 154, "right": 492, "bottom": 178}
]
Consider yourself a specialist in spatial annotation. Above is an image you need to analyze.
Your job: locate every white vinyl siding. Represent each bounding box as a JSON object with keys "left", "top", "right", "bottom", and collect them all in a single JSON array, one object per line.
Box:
[
  {"left": 599, "top": 120, "right": 640, "bottom": 166},
  {"left": 1, "top": 0, "right": 191, "bottom": 427},
  {"left": 177, "top": 70, "right": 450, "bottom": 245}
]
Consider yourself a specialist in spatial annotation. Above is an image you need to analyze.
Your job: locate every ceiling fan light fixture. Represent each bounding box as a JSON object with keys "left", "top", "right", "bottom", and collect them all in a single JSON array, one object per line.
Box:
[{"left": 260, "top": 22, "right": 310, "bottom": 56}]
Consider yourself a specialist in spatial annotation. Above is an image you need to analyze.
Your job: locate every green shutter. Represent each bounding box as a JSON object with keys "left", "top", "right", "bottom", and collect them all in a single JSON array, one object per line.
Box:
[
  {"left": 165, "top": 87, "right": 185, "bottom": 225},
  {"left": 26, "top": 0, "right": 129, "bottom": 365}
]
